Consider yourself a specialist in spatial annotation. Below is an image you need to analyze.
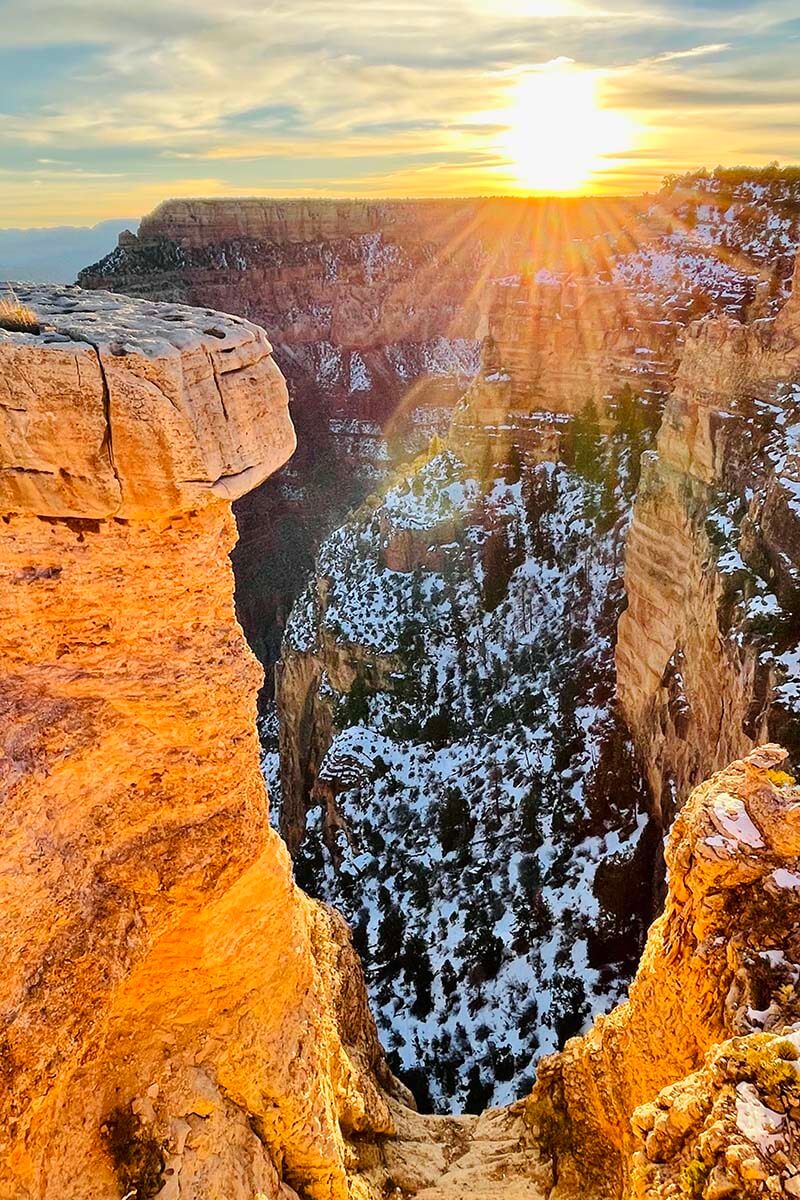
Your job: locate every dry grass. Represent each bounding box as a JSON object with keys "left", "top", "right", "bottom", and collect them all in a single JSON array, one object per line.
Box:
[{"left": 0, "top": 295, "right": 40, "bottom": 333}]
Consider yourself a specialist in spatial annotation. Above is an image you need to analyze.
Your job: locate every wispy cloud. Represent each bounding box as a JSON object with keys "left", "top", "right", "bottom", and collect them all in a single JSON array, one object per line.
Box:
[
  {"left": 647, "top": 42, "right": 731, "bottom": 64},
  {"left": 0, "top": 0, "right": 797, "bottom": 224}
]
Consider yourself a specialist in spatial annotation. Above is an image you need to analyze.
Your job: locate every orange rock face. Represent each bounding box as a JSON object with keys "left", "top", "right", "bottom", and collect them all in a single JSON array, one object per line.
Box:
[
  {"left": 528, "top": 745, "right": 800, "bottom": 1199},
  {"left": 0, "top": 289, "right": 393, "bottom": 1200},
  {"left": 0, "top": 284, "right": 294, "bottom": 519}
]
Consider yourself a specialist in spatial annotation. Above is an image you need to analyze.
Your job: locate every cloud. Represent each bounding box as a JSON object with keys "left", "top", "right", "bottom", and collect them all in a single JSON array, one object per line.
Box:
[
  {"left": 0, "top": 0, "right": 798, "bottom": 224},
  {"left": 647, "top": 42, "right": 731, "bottom": 64}
]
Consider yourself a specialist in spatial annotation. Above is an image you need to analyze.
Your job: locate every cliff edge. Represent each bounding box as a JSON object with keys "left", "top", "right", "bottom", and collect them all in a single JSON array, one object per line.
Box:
[{"left": 0, "top": 286, "right": 394, "bottom": 1200}]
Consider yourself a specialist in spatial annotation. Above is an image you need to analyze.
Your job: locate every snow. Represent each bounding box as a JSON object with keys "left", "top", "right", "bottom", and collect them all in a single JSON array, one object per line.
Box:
[
  {"left": 711, "top": 794, "right": 764, "bottom": 849},
  {"left": 359, "top": 231, "right": 402, "bottom": 283},
  {"left": 760, "top": 949, "right": 791, "bottom": 969},
  {"left": 420, "top": 337, "right": 481, "bottom": 378},
  {"left": 772, "top": 868, "right": 800, "bottom": 890},
  {"left": 745, "top": 593, "right": 781, "bottom": 619},
  {"left": 735, "top": 1082, "right": 786, "bottom": 1152},
  {"left": 315, "top": 340, "right": 343, "bottom": 389},
  {"left": 611, "top": 246, "right": 755, "bottom": 305},
  {"left": 384, "top": 338, "right": 480, "bottom": 384},
  {"left": 349, "top": 351, "right": 371, "bottom": 393},
  {"left": 780, "top": 476, "right": 800, "bottom": 518}
]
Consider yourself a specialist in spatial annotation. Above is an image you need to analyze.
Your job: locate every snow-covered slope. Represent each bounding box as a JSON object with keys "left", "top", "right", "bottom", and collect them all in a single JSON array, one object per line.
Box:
[{"left": 276, "top": 402, "right": 659, "bottom": 1111}]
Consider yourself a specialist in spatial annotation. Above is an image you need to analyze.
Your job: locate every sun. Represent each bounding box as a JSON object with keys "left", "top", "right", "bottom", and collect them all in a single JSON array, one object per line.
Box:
[{"left": 501, "top": 64, "right": 633, "bottom": 193}]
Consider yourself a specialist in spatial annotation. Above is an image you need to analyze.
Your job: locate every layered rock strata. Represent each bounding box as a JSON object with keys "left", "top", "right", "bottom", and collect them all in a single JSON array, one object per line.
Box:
[
  {"left": 456, "top": 277, "right": 676, "bottom": 430},
  {"left": 528, "top": 744, "right": 800, "bottom": 1199},
  {"left": 0, "top": 287, "right": 395, "bottom": 1200},
  {"left": 617, "top": 256, "right": 800, "bottom": 819},
  {"left": 80, "top": 183, "right": 800, "bottom": 696}
]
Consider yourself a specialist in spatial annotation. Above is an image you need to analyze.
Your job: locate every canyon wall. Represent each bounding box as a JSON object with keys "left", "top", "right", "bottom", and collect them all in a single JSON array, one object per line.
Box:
[
  {"left": 527, "top": 743, "right": 800, "bottom": 1200},
  {"left": 617, "top": 255, "right": 800, "bottom": 821},
  {"left": 0, "top": 286, "right": 396, "bottom": 1200},
  {"left": 454, "top": 278, "right": 674, "bottom": 438},
  {"left": 78, "top": 180, "right": 800, "bottom": 687}
]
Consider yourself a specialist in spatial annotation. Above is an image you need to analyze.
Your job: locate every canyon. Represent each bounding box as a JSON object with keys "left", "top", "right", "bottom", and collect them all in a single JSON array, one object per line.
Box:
[
  {"left": 79, "top": 174, "right": 800, "bottom": 680},
  {"left": 2, "top": 283, "right": 800, "bottom": 1200},
  {"left": 76, "top": 169, "right": 800, "bottom": 1113},
  {"left": 2, "top": 166, "right": 800, "bottom": 1198},
  {"left": 79, "top": 196, "right": 632, "bottom": 675}
]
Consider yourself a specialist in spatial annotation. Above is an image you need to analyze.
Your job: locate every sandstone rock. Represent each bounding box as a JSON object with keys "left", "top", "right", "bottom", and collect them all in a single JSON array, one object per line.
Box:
[
  {"left": 526, "top": 745, "right": 800, "bottom": 1198},
  {"left": 458, "top": 277, "right": 676, "bottom": 425},
  {"left": 0, "top": 289, "right": 391, "bottom": 1200},
  {"left": 0, "top": 284, "right": 294, "bottom": 519},
  {"left": 616, "top": 250, "right": 800, "bottom": 816}
]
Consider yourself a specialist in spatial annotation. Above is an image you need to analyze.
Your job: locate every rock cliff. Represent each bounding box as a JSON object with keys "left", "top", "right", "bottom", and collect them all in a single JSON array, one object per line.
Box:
[
  {"left": 78, "top": 198, "right": 499, "bottom": 684},
  {"left": 0, "top": 286, "right": 395, "bottom": 1200},
  {"left": 617, "top": 253, "right": 800, "bottom": 821},
  {"left": 527, "top": 743, "right": 800, "bottom": 1200}
]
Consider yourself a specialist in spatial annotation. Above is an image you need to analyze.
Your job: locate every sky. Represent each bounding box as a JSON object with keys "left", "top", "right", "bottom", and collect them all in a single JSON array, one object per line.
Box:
[{"left": 1, "top": 0, "right": 799, "bottom": 227}]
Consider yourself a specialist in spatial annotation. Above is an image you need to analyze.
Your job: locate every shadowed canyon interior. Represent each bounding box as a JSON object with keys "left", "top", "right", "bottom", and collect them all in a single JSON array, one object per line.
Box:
[{"left": 2, "top": 167, "right": 800, "bottom": 1198}]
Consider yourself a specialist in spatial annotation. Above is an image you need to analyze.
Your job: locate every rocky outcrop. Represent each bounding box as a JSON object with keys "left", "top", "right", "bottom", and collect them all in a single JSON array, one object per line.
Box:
[
  {"left": 616, "top": 256, "right": 800, "bottom": 819},
  {"left": 457, "top": 277, "right": 676, "bottom": 426},
  {"left": 527, "top": 744, "right": 800, "bottom": 1199},
  {"left": 0, "top": 287, "right": 396, "bottom": 1200},
  {"left": 0, "top": 284, "right": 294, "bottom": 518}
]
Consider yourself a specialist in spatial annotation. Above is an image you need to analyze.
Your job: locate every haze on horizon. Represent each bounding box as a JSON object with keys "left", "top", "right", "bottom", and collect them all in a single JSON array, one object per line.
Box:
[{"left": 1, "top": 0, "right": 799, "bottom": 229}]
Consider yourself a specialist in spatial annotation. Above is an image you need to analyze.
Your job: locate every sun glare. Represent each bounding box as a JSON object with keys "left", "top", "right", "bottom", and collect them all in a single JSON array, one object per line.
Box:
[{"left": 502, "top": 65, "right": 634, "bottom": 193}]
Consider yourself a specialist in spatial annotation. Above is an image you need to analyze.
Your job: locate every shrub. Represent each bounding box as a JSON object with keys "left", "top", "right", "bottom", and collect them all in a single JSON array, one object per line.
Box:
[
  {"left": 768, "top": 768, "right": 796, "bottom": 788},
  {"left": 525, "top": 1096, "right": 573, "bottom": 1161},
  {"left": 682, "top": 1159, "right": 709, "bottom": 1198},
  {"left": 726, "top": 1034, "right": 800, "bottom": 1095},
  {"left": 0, "top": 295, "right": 39, "bottom": 333}
]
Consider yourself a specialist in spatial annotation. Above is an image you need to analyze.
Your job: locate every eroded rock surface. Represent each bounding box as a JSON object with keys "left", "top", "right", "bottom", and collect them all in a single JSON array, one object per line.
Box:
[
  {"left": 527, "top": 744, "right": 800, "bottom": 1199},
  {"left": 0, "top": 288, "right": 394, "bottom": 1200},
  {"left": 0, "top": 284, "right": 293, "bottom": 519},
  {"left": 617, "top": 252, "right": 800, "bottom": 820}
]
